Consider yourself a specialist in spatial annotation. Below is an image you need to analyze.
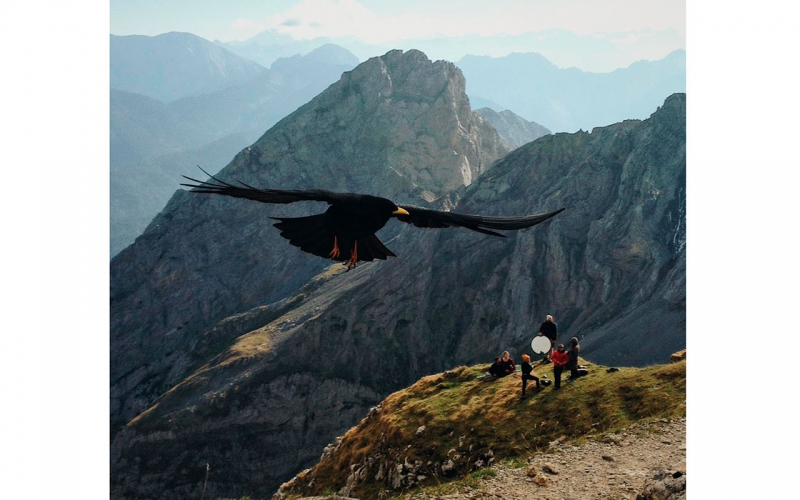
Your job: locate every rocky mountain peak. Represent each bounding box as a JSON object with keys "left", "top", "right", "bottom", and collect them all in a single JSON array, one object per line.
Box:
[
  {"left": 110, "top": 49, "right": 509, "bottom": 436},
  {"left": 232, "top": 49, "right": 505, "bottom": 199}
]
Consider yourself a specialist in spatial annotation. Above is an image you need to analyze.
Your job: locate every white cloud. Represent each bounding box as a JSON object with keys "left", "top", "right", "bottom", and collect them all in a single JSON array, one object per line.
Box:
[{"left": 269, "top": 0, "right": 381, "bottom": 40}]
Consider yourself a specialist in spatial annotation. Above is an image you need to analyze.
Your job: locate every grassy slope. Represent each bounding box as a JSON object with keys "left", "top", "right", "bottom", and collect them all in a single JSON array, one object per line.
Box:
[{"left": 285, "top": 358, "right": 686, "bottom": 498}]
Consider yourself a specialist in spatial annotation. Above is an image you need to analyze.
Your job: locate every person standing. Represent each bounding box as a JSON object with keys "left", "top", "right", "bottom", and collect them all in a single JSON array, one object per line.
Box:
[
  {"left": 551, "top": 344, "right": 569, "bottom": 389},
  {"left": 537, "top": 314, "right": 558, "bottom": 362},
  {"left": 520, "top": 354, "right": 540, "bottom": 398},
  {"left": 566, "top": 337, "right": 581, "bottom": 380}
]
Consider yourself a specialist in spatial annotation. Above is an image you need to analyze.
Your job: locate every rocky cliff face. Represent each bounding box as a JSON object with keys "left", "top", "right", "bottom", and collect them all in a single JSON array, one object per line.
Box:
[
  {"left": 110, "top": 91, "right": 684, "bottom": 498},
  {"left": 273, "top": 94, "right": 685, "bottom": 374},
  {"left": 110, "top": 49, "right": 509, "bottom": 492}
]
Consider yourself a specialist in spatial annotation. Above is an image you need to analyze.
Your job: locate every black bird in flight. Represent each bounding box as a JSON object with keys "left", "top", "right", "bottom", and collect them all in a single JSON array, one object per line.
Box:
[{"left": 181, "top": 171, "right": 564, "bottom": 269}]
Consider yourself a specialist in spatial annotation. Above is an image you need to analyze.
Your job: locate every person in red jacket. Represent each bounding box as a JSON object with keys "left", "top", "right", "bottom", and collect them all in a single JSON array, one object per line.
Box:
[{"left": 551, "top": 344, "right": 569, "bottom": 389}]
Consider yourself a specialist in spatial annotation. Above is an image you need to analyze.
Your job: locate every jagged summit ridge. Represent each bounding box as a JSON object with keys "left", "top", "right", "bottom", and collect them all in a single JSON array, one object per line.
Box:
[{"left": 238, "top": 48, "right": 505, "bottom": 197}]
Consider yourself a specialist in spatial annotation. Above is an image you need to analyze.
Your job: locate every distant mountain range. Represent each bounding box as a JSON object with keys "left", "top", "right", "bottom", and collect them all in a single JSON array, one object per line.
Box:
[
  {"left": 458, "top": 49, "right": 686, "bottom": 133},
  {"left": 110, "top": 48, "right": 685, "bottom": 499},
  {"left": 110, "top": 42, "right": 360, "bottom": 256},
  {"left": 111, "top": 32, "right": 267, "bottom": 102},
  {"left": 218, "top": 27, "right": 683, "bottom": 73}
]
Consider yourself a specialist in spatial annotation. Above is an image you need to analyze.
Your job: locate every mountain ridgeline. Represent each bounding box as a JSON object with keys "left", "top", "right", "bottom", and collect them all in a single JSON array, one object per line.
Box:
[
  {"left": 110, "top": 32, "right": 267, "bottom": 102},
  {"left": 110, "top": 49, "right": 685, "bottom": 499},
  {"left": 110, "top": 43, "right": 360, "bottom": 256}
]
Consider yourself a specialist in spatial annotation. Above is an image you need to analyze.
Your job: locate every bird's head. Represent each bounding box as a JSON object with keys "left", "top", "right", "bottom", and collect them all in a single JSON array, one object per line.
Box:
[{"left": 373, "top": 196, "right": 408, "bottom": 217}]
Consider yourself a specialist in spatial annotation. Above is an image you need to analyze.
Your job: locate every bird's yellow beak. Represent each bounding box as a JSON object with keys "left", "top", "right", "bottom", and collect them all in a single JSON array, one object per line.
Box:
[{"left": 393, "top": 207, "right": 410, "bottom": 216}]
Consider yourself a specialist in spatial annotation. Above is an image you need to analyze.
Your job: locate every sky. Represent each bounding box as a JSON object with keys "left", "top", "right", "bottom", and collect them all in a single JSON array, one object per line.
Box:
[
  {"left": 4, "top": 0, "right": 800, "bottom": 498},
  {"left": 111, "top": 0, "right": 685, "bottom": 43},
  {"left": 110, "top": 0, "right": 686, "bottom": 71}
]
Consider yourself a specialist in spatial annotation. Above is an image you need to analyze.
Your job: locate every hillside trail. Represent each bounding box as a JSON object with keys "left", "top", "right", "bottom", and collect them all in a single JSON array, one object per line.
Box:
[{"left": 406, "top": 418, "right": 686, "bottom": 500}]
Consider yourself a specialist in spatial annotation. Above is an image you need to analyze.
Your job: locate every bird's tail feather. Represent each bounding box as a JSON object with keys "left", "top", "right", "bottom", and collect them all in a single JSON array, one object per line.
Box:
[
  {"left": 358, "top": 234, "right": 396, "bottom": 261},
  {"left": 271, "top": 216, "right": 396, "bottom": 262}
]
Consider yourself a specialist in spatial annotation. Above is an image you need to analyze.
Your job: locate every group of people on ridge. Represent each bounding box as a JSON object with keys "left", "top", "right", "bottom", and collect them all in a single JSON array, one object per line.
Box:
[{"left": 484, "top": 314, "right": 584, "bottom": 398}]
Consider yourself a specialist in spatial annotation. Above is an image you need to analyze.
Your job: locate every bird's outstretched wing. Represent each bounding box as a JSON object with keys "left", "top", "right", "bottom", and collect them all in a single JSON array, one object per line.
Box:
[
  {"left": 396, "top": 205, "right": 565, "bottom": 237},
  {"left": 181, "top": 168, "right": 343, "bottom": 205}
]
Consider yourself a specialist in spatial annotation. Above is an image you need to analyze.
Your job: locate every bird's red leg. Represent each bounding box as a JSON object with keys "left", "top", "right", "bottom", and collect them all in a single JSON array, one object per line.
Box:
[
  {"left": 346, "top": 240, "right": 358, "bottom": 270},
  {"left": 329, "top": 235, "right": 340, "bottom": 259}
]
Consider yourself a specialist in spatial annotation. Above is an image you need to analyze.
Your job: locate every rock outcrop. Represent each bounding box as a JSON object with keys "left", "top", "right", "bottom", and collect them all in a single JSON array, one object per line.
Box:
[{"left": 638, "top": 468, "right": 687, "bottom": 500}]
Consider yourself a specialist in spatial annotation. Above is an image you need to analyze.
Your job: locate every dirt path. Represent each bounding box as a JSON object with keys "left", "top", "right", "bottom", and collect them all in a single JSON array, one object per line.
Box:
[{"left": 408, "top": 418, "right": 686, "bottom": 500}]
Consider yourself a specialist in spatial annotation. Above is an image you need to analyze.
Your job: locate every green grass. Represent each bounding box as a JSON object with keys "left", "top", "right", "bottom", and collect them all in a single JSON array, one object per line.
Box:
[
  {"left": 466, "top": 468, "right": 497, "bottom": 483},
  {"left": 283, "top": 359, "right": 686, "bottom": 498}
]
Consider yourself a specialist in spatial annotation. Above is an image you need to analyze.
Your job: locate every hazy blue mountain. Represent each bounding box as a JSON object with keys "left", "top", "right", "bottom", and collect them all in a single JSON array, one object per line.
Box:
[
  {"left": 111, "top": 32, "right": 267, "bottom": 102},
  {"left": 219, "top": 33, "right": 335, "bottom": 68},
  {"left": 110, "top": 90, "right": 221, "bottom": 166},
  {"left": 110, "top": 44, "right": 359, "bottom": 256},
  {"left": 474, "top": 108, "right": 551, "bottom": 149},
  {"left": 458, "top": 49, "right": 686, "bottom": 133},
  {"left": 468, "top": 95, "right": 506, "bottom": 112}
]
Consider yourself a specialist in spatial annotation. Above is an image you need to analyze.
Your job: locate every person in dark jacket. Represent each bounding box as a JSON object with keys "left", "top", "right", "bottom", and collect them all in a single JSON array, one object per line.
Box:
[
  {"left": 489, "top": 351, "right": 516, "bottom": 379},
  {"left": 566, "top": 337, "right": 581, "bottom": 380},
  {"left": 537, "top": 314, "right": 558, "bottom": 362},
  {"left": 551, "top": 344, "right": 569, "bottom": 389},
  {"left": 520, "top": 354, "right": 540, "bottom": 398}
]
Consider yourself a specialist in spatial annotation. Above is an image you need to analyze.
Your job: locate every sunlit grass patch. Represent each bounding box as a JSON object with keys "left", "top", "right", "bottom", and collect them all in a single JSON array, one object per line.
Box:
[{"left": 286, "top": 359, "right": 686, "bottom": 498}]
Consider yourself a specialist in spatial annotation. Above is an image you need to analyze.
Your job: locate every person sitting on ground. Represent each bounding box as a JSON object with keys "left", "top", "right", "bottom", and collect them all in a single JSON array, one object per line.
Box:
[
  {"left": 489, "top": 351, "right": 516, "bottom": 379},
  {"left": 566, "top": 337, "right": 581, "bottom": 381},
  {"left": 520, "top": 354, "right": 540, "bottom": 398},
  {"left": 551, "top": 343, "right": 569, "bottom": 389},
  {"left": 537, "top": 314, "right": 558, "bottom": 362}
]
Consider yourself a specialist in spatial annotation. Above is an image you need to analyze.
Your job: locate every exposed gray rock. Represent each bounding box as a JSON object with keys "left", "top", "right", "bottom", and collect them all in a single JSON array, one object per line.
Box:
[
  {"left": 542, "top": 463, "right": 559, "bottom": 474},
  {"left": 442, "top": 459, "right": 456, "bottom": 475},
  {"left": 637, "top": 469, "right": 686, "bottom": 500}
]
